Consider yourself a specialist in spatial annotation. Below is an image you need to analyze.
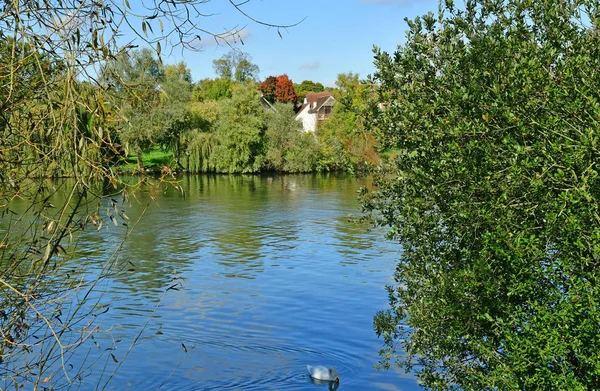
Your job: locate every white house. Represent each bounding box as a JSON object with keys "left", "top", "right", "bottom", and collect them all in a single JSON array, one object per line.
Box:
[{"left": 295, "top": 92, "right": 336, "bottom": 132}]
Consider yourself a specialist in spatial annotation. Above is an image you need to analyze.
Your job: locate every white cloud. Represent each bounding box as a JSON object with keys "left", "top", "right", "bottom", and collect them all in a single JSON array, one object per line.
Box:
[
  {"left": 300, "top": 61, "right": 320, "bottom": 70},
  {"left": 190, "top": 29, "right": 252, "bottom": 49}
]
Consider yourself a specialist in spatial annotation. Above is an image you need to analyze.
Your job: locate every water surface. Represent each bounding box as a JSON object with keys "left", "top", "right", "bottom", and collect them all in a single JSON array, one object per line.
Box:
[{"left": 52, "top": 174, "right": 419, "bottom": 390}]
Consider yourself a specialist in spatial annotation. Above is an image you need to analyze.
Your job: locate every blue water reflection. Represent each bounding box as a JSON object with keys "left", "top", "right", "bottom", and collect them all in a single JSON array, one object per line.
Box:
[{"left": 65, "top": 174, "right": 418, "bottom": 390}]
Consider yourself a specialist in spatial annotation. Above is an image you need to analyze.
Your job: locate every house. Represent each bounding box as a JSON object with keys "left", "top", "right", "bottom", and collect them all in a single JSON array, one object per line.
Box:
[{"left": 295, "top": 91, "right": 336, "bottom": 132}]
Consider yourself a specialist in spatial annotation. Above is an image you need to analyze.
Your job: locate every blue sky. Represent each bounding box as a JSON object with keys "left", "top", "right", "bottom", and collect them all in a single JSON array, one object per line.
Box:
[{"left": 157, "top": 0, "right": 439, "bottom": 86}]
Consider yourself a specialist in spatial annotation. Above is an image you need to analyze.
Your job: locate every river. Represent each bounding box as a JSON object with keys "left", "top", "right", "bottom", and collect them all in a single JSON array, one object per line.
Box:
[{"left": 7, "top": 174, "right": 420, "bottom": 391}]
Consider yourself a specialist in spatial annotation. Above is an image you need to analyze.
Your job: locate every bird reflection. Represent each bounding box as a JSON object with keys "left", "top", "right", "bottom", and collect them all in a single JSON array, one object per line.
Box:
[{"left": 309, "top": 377, "right": 340, "bottom": 390}]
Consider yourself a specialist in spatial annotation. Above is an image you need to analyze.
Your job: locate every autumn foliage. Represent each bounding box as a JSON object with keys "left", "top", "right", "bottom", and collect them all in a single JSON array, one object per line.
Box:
[
  {"left": 259, "top": 74, "right": 297, "bottom": 104},
  {"left": 275, "top": 75, "right": 297, "bottom": 103},
  {"left": 258, "top": 76, "right": 277, "bottom": 103}
]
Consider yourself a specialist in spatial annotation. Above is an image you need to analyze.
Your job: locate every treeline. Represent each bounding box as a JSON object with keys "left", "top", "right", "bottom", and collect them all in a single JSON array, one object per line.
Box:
[{"left": 102, "top": 49, "right": 380, "bottom": 174}]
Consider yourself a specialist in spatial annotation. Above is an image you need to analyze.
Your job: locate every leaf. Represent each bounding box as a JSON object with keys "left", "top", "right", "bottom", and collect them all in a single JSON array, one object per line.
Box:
[
  {"left": 111, "top": 353, "right": 118, "bottom": 363},
  {"left": 142, "top": 21, "right": 147, "bottom": 36},
  {"left": 181, "top": 343, "right": 187, "bottom": 353}
]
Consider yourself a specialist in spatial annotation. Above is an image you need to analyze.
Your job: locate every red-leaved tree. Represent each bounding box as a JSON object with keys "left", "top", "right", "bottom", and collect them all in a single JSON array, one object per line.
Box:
[
  {"left": 258, "top": 75, "right": 277, "bottom": 103},
  {"left": 275, "top": 74, "right": 297, "bottom": 104}
]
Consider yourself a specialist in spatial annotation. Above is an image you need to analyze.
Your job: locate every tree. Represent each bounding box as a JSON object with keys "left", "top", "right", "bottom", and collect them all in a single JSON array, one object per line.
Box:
[
  {"left": 213, "top": 50, "right": 260, "bottom": 83},
  {"left": 192, "top": 78, "right": 232, "bottom": 101},
  {"left": 365, "top": 1, "right": 600, "bottom": 390},
  {"left": 165, "top": 61, "right": 192, "bottom": 83},
  {"left": 334, "top": 72, "right": 360, "bottom": 109},
  {"left": 259, "top": 75, "right": 297, "bottom": 104},
  {"left": 264, "top": 102, "right": 318, "bottom": 172},
  {"left": 317, "top": 73, "right": 379, "bottom": 172},
  {"left": 258, "top": 76, "right": 278, "bottom": 103},
  {"left": 294, "top": 79, "right": 325, "bottom": 102},
  {"left": 105, "top": 49, "right": 165, "bottom": 169},
  {"left": 212, "top": 58, "right": 233, "bottom": 80},
  {"left": 275, "top": 74, "right": 297, "bottom": 104},
  {"left": 211, "top": 83, "right": 266, "bottom": 173},
  {"left": 1, "top": 1, "right": 297, "bottom": 388}
]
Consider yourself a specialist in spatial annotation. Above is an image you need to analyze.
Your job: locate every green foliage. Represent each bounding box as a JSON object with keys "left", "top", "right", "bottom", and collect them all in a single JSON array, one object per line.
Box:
[
  {"left": 211, "top": 83, "right": 266, "bottom": 173},
  {"left": 212, "top": 50, "right": 260, "bottom": 83},
  {"left": 317, "top": 73, "right": 379, "bottom": 172},
  {"left": 192, "top": 78, "right": 232, "bottom": 101},
  {"left": 365, "top": 1, "right": 600, "bottom": 390},
  {"left": 164, "top": 61, "right": 192, "bottom": 83},
  {"left": 180, "top": 100, "right": 220, "bottom": 173},
  {"left": 107, "top": 50, "right": 192, "bottom": 169},
  {"left": 0, "top": 1, "right": 301, "bottom": 389},
  {"left": 294, "top": 80, "right": 324, "bottom": 102},
  {"left": 264, "top": 103, "right": 319, "bottom": 172},
  {"left": 188, "top": 100, "right": 220, "bottom": 131}
]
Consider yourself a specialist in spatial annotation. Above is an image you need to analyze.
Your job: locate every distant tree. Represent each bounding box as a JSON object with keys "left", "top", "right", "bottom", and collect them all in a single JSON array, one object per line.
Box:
[
  {"left": 164, "top": 61, "right": 192, "bottom": 83},
  {"left": 275, "top": 74, "right": 297, "bottom": 104},
  {"left": 192, "top": 78, "right": 232, "bottom": 101},
  {"left": 211, "top": 83, "right": 266, "bottom": 173},
  {"left": 213, "top": 50, "right": 260, "bottom": 83},
  {"left": 259, "top": 74, "right": 297, "bottom": 104},
  {"left": 212, "top": 58, "right": 233, "bottom": 80},
  {"left": 294, "top": 79, "right": 325, "bottom": 102},
  {"left": 334, "top": 72, "right": 360, "bottom": 108},
  {"left": 105, "top": 51, "right": 194, "bottom": 169},
  {"left": 317, "top": 72, "right": 379, "bottom": 171},
  {"left": 258, "top": 76, "right": 277, "bottom": 103},
  {"left": 156, "top": 72, "right": 193, "bottom": 164},
  {"left": 264, "top": 102, "right": 318, "bottom": 172}
]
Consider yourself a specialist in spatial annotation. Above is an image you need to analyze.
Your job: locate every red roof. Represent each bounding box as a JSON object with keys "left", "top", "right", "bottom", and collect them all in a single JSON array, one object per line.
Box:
[{"left": 299, "top": 91, "right": 335, "bottom": 113}]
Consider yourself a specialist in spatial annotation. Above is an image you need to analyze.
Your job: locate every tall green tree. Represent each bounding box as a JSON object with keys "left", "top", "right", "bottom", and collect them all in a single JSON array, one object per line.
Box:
[
  {"left": 192, "top": 78, "right": 232, "bottom": 101},
  {"left": 105, "top": 49, "right": 164, "bottom": 169},
  {"left": 212, "top": 50, "right": 260, "bottom": 83},
  {"left": 365, "top": 1, "right": 600, "bottom": 390},
  {"left": 105, "top": 51, "right": 194, "bottom": 169},
  {"left": 211, "top": 83, "right": 266, "bottom": 173}
]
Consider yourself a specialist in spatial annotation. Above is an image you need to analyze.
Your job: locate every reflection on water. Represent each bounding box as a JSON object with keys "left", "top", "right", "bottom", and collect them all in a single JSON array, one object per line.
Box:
[{"left": 13, "top": 174, "right": 418, "bottom": 390}]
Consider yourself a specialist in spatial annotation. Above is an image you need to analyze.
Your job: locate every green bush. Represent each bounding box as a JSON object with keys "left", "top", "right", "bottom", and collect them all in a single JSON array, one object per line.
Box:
[
  {"left": 364, "top": 0, "right": 600, "bottom": 390},
  {"left": 264, "top": 102, "right": 319, "bottom": 172}
]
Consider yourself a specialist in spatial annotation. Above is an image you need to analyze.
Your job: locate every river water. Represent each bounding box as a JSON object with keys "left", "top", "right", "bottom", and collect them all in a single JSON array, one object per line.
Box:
[{"left": 14, "top": 174, "right": 420, "bottom": 390}]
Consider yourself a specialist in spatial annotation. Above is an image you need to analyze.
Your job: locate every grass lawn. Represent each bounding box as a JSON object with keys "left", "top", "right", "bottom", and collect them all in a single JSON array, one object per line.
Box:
[{"left": 121, "top": 147, "right": 174, "bottom": 173}]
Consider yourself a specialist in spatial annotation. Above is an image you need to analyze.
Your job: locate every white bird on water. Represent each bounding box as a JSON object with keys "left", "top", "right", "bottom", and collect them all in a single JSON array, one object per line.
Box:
[{"left": 307, "top": 365, "right": 340, "bottom": 383}]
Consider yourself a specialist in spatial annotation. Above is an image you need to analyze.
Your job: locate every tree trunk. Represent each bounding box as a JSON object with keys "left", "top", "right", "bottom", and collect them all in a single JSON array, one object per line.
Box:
[{"left": 136, "top": 149, "right": 143, "bottom": 171}]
